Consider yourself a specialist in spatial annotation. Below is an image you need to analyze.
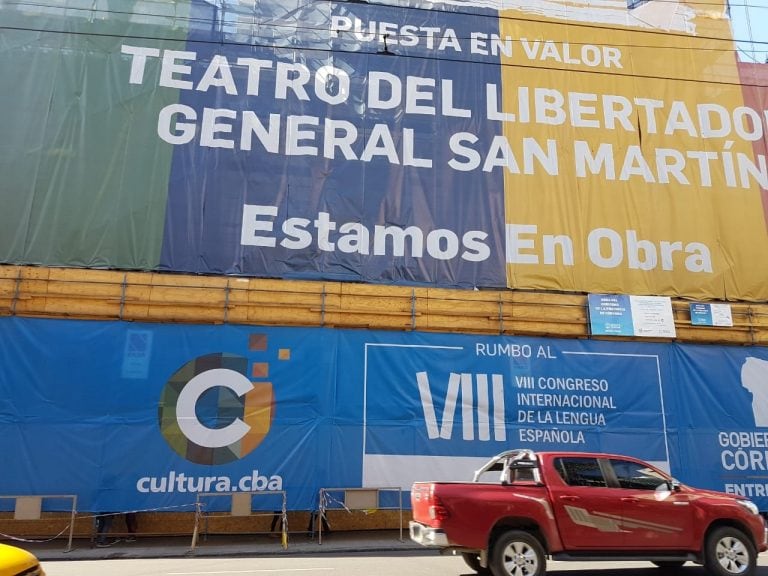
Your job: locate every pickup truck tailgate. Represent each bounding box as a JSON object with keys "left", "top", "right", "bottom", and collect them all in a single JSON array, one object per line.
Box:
[{"left": 411, "top": 482, "right": 434, "bottom": 523}]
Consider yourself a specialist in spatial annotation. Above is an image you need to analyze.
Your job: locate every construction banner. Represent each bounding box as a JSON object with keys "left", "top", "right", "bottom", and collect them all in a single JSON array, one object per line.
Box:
[
  {"left": 2, "top": 317, "right": 768, "bottom": 511},
  {"left": 1, "top": 1, "right": 767, "bottom": 298}
]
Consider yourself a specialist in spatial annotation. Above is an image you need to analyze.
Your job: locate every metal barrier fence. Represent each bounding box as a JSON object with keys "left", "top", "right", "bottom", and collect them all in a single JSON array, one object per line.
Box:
[
  {"left": 0, "top": 494, "right": 77, "bottom": 552},
  {"left": 317, "top": 487, "right": 403, "bottom": 544},
  {"left": 191, "top": 490, "right": 288, "bottom": 550}
]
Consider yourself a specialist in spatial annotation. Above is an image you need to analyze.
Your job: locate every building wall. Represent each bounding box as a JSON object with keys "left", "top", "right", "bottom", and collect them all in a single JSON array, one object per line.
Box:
[{"left": 2, "top": 0, "right": 768, "bottom": 540}]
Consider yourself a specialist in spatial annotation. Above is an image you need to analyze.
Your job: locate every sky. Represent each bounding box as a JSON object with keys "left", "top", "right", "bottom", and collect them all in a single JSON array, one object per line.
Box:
[{"left": 730, "top": 0, "right": 768, "bottom": 62}]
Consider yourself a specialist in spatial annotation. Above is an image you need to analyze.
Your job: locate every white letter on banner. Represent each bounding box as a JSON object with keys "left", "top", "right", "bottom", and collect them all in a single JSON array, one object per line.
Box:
[
  {"left": 569, "top": 92, "right": 599, "bottom": 128},
  {"left": 483, "top": 136, "right": 520, "bottom": 173},
  {"left": 416, "top": 371, "right": 440, "bottom": 439},
  {"left": 285, "top": 116, "right": 319, "bottom": 156},
  {"left": 442, "top": 80, "right": 471, "bottom": 118},
  {"left": 634, "top": 98, "right": 664, "bottom": 134},
  {"left": 486, "top": 84, "right": 515, "bottom": 121},
  {"left": 543, "top": 235, "right": 573, "bottom": 265},
  {"left": 159, "top": 50, "right": 195, "bottom": 90},
  {"left": 368, "top": 71, "right": 402, "bottom": 110},
  {"left": 416, "top": 372, "right": 461, "bottom": 440},
  {"left": 426, "top": 229, "right": 459, "bottom": 260},
  {"left": 588, "top": 228, "right": 623, "bottom": 268},
  {"left": 157, "top": 104, "right": 196, "bottom": 145},
  {"left": 448, "top": 133, "right": 481, "bottom": 171},
  {"left": 461, "top": 373, "right": 475, "bottom": 441},
  {"left": 281, "top": 218, "right": 312, "bottom": 249},
  {"left": 176, "top": 369, "right": 252, "bottom": 448},
  {"left": 534, "top": 88, "right": 565, "bottom": 125},
  {"left": 360, "top": 124, "right": 399, "bottom": 163},
  {"left": 574, "top": 141, "right": 615, "bottom": 180},
  {"left": 236, "top": 58, "right": 273, "bottom": 96},
  {"left": 620, "top": 146, "right": 655, "bottom": 182},
  {"left": 462, "top": 231, "right": 491, "bottom": 262},
  {"left": 197, "top": 55, "right": 237, "bottom": 95},
  {"left": 241, "top": 112, "right": 281, "bottom": 153},
  {"left": 733, "top": 107, "right": 764, "bottom": 141},
  {"left": 685, "top": 244, "right": 712, "bottom": 272},
  {"left": 200, "top": 108, "right": 236, "bottom": 149},
  {"left": 373, "top": 226, "right": 423, "bottom": 257},
  {"left": 687, "top": 151, "right": 717, "bottom": 186},
  {"left": 523, "top": 138, "right": 558, "bottom": 175},
  {"left": 241, "top": 205, "right": 278, "bottom": 247},
  {"left": 315, "top": 65, "right": 350, "bottom": 105},
  {"left": 323, "top": 118, "right": 357, "bottom": 160},
  {"left": 403, "top": 128, "right": 432, "bottom": 168},
  {"left": 602, "top": 95, "right": 633, "bottom": 131},
  {"left": 655, "top": 149, "right": 689, "bottom": 184},
  {"left": 698, "top": 103, "right": 731, "bottom": 138},
  {"left": 314, "top": 212, "right": 336, "bottom": 251},
  {"left": 337, "top": 223, "right": 370, "bottom": 255},
  {"left": 330, "top": 16, "right": 352, "bottom": 37},
  {"left": 324, "top": 119, "right": 358, "bottom": 160},
  {"left": 405, "top": 76, "right": 436, "bottom": 115},
  {"left": 121, "top": 45, "right": 160, "bottom": 85},
  {"left": 738, "top": 152, "right": 768, "bottom": 189},
  {"left": 665, "top": 101, "right": 697, "bottom": 136},
  {"left": 276, "top": 62, "right": 310, "bottom": 101},
  {"left": 476, "top": 374, "right": 490, "bottom": 441},
  {"left": 626, "top": 230, "right": 658, "bottom": 270},
  {"left": 506, "top": 224, "right": 538, "bottom": 264}
]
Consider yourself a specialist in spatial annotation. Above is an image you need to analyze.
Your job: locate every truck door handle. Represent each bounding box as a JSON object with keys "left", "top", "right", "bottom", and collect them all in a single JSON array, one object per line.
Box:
[
  {"left": 559, "top": 495, "right": 580, "bottom": 502},
  {"left": 621, "top": 497, "right": 638, "bottom": 503}
]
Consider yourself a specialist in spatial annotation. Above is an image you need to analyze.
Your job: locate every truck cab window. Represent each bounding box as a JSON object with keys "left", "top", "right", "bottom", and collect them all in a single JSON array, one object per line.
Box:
[
  {"left": 554, "top": 457, "right": 607, "bottom": 487},
  {"left": 609, "top": 459, "right": 669, "bottom": 490},
  {"left": 507, "top": 466, "right": 536, "bottom": 483}
]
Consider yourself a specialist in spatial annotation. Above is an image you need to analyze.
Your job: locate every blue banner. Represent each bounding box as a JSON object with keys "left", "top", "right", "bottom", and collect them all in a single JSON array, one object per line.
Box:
[
  {"left": 158, "top": 1, "right": 507, "bottom": 288},
  {"left": 2, "top": 317, "right": 768, "bottom": 512}
]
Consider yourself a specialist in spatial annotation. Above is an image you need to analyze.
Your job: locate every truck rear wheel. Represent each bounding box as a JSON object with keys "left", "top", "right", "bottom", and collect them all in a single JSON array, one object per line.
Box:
[
  {"left": 490, "top": 530, "right": 546, "bottom": 576},
  {"left": 704, "top": 527, "right": 756, "bottom": 576},
  {"left": 461, "top": 552, "right": 490, "bottom": 574}
]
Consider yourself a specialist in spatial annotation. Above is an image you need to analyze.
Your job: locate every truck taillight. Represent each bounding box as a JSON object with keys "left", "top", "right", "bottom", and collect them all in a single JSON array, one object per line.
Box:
[{"left": 429, "top": 496, "right": 450, "bottom": 522}]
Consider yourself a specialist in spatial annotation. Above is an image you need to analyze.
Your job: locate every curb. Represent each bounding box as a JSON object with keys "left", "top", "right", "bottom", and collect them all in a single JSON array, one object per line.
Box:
[{"left": 28, "top": 532, "right": 424, "bottom": 562}]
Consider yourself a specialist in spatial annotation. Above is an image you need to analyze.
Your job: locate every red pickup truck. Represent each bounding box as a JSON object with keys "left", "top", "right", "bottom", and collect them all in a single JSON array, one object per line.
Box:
[{"left": 410, "top": 449, "right": 767, "bottom": 576}]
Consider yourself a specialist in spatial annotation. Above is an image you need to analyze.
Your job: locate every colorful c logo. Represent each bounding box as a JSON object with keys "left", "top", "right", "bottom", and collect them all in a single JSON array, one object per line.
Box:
[{"left": 159, "top": 353, "right": 274, "bottom": 465}]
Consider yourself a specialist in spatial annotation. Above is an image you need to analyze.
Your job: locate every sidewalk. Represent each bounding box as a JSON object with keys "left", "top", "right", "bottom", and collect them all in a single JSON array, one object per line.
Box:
[{"left": 22, "top": 530, "right": 422, "bottom": 562}]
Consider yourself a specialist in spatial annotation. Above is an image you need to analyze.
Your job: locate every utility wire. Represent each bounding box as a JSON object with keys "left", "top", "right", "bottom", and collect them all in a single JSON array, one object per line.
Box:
[
  {"left": 6, "top": 0, "right": 768, "bottom": 50},
  {"left": 3, "top": 0, "right": 768, "bottom": 84},
  {"left": 6, "top": 0, "right": 768, "bottom": 54},
  {"left": 3, "top": 22, "right": 767, "bottom": 88}
]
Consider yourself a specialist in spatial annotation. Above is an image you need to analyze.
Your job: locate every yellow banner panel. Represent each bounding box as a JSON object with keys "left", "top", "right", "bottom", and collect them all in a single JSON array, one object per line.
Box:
[{"left": 499, "top": 1, "right": 768, "bottom": 299}]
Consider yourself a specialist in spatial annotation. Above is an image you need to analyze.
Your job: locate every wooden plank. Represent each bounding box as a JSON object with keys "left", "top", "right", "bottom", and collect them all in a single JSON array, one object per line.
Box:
[
  {"left": 0, "top": 278, "right": 17, "bottom": 298},
  {"left": 1, "top": 265, "right": 768, "bottom": 347},
  {"left": 0, "top": 266, "right": 22, "bottom": 280}
]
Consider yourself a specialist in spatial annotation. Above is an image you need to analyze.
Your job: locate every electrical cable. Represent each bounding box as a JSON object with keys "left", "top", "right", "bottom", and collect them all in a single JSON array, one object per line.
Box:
[
  {"left": 4, "top": 0, "right": 768, "bottom": 50},
  {"left": 2, "top": 22, "right": 767, "bottom": 88},
  {"left": 1, "top": 0, "right": 767, "bottom": 87}
]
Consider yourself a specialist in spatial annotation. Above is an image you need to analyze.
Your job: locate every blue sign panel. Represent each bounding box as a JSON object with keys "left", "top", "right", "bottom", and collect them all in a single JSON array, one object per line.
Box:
[
  {"left": 690, "top": 303, "right": 733, "bottom": 327},
  {"left": 588, "top": 294, "right": 634, "bottom": 335},
  {"left": 691, "top": 303, "right": 715, "bottom": 326},
  {"left": 2, "top": 317, "right": 768, "bottom": 512}
]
